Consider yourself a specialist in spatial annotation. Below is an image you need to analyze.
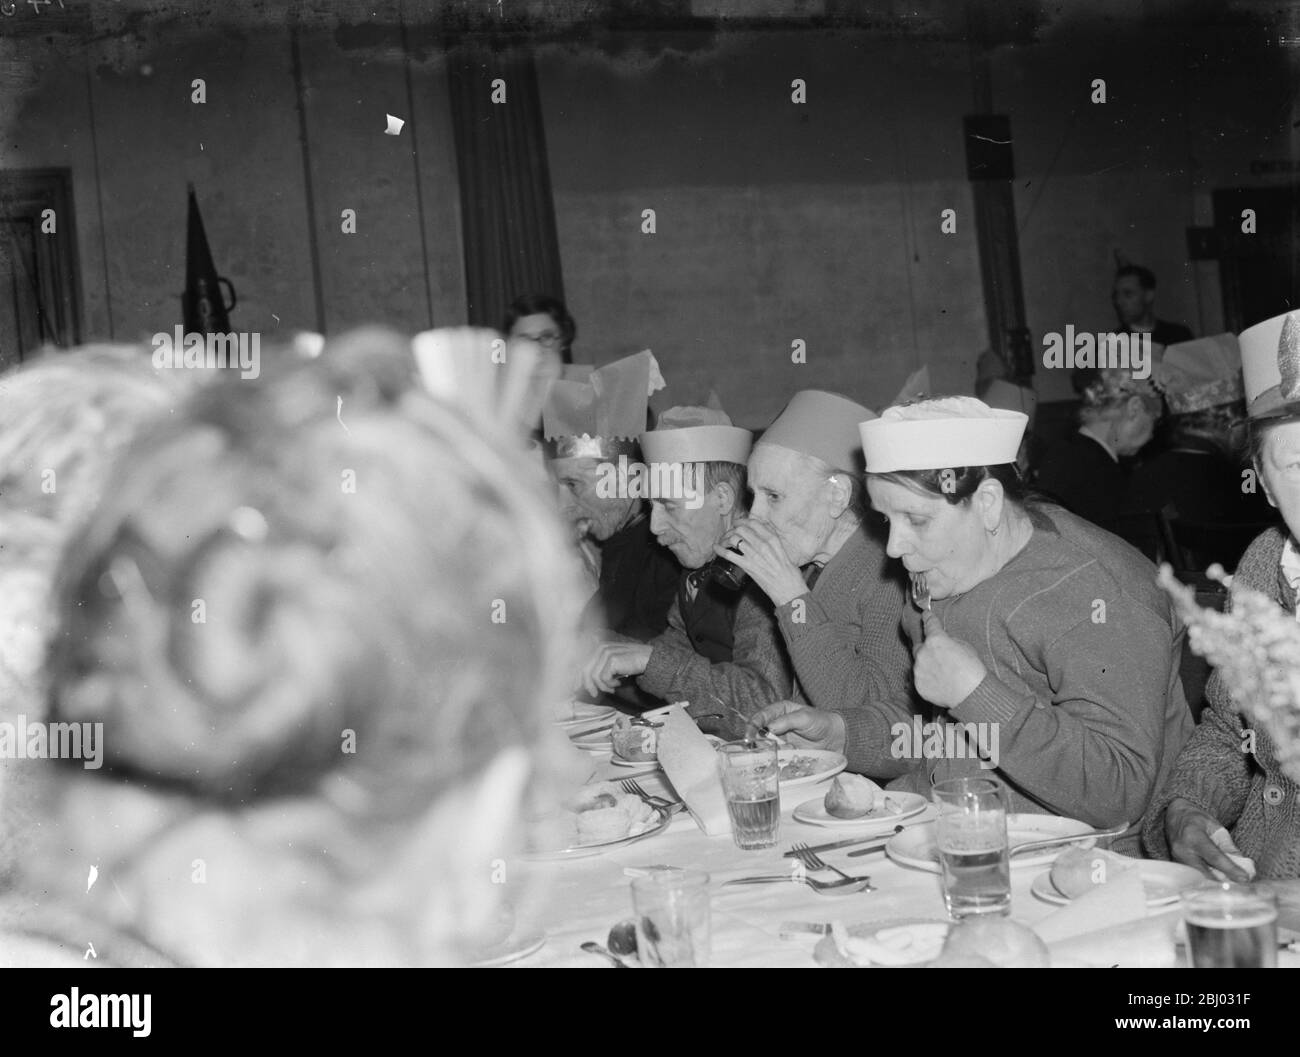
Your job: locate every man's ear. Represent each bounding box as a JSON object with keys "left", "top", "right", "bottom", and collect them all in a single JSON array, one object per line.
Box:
[
  {"left": 976, "top": 477, "right": 1006, "bottom": 530},
  {"left": 711, "top": 481, "right": 738, "bottom": 517},
  {"left": 825, "top": 473, "right": 851, "bottom": 518}
]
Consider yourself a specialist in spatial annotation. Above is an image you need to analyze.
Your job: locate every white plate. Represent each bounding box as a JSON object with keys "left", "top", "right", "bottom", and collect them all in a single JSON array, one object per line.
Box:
[
  {"left": 524, "top": 806, "right": 672, "bottom": 861},
  {"left": 610, "top": 754, "right": 659, "bottom": 769},
  {"left": 886, "top": 814, "right": 1099, "bottom": 873},
  {"left": 814, "top": 918, "right": 951, "bottom": 968},
  {"left": 468, "top": 930, "right": 546, "bottom": 967},
  {"left": 777, "top": 749, "right": 848, "bottom": 789},
  {"left": 569, "top": 729, "right": 614, "bottom": 753},
  {"left": 1031, "top": 859, "right": 1204, "bottom": 908},
  {"left": 555, "top": 702, "right": 617, "bottom": 728},
  {"left": 792, "top": 791, "right": 928, "bottom": 829}
]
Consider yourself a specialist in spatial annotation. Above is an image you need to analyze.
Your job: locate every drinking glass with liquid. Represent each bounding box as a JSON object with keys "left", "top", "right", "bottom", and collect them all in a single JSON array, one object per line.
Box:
[
  {"left": 717, "top": 739, "right": 780, "bottom": 849},
  {"left": 1182, "top": 883, "right": 1278, "bottom": 968},
  {"left": 933, "top": 777, "right": 1012, "bottom": 919}
]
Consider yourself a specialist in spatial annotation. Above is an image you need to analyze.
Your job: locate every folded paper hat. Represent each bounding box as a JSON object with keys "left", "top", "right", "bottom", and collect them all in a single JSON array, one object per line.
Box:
[
  {"left": 860, "top": 396, "right": 1028, "bottom": 473},
  {"left": 1240, "top": 311, "right": 1300, "bottom": 420},
  {"left": 543, "top": 349, "right": 666, "bottom": 458},
  {"left": 1153, "top": 334, "right": 1243, "bottom": 415},
  {"left": 980, "top": 378, "right": 1039, "bottom": 421},
  {"left": 758, "top": 390, "right": 875, "bottom": 472},
  {"left": 890, "top": 365, "right": 931, "bottom": 407},
  {"left": 640, "top": 405, "right": 753, "bottom": 465}
]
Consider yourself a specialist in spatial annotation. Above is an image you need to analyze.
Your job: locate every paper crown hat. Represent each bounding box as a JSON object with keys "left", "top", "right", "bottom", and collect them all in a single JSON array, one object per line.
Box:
[
  {"left": 859, "top": 396, "right": 1028, "bottom": 473},
  {"left": 1240, "top": 311, "right": 1300, "bottom": 420},
  {"left": 980, "top": 378, "right": 1039, "bottom": 420},
  {"left": 758, "top": 390, "right": 875, "bottom": 472},
  {"left": 542, "top": 349, "right": 666, "bottom": 457},
  {"left": 1152, "top": 333, "right": 1243, "bottom": 415},
  {"left": 640, "top": 405, "right": 753, "bottom": 465}
]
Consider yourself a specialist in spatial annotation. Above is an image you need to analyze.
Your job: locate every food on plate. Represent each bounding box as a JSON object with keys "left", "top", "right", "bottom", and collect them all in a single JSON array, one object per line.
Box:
[
  {"left": 567, "top": 782, "right": 656, "bottom": 844},
  {"left": 831, "top": 920, "right": 950, "bottom": 967},
  {"left": 611, "top": 715, "right": 658, "bottom": 761},
  {"left": 824, "top": 773, "right": 885, "bottom": 818},
  {"left": 779, "top": 754, "right": 820, "bottom": 780},
  {"left": 936, "top": 918, "right": 1050, "bottom": 968},
  {"left": 1049, "top": 846, "right": 1140, "bottom": 900}
]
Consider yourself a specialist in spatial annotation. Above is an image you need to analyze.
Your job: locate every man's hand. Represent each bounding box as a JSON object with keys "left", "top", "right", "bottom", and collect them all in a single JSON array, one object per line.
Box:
[
  {"left": 715, "top": 518, "right": 808, "bottom": 608},
  {"left": 912, "top": 610, "right": 987, "bottom": 709},
  {"left": 577, "top": 642, "right": 653, "bottom": 697},
  {"left": 749, "top": 700, "right": 846, "bottom": 753},
  {"left": 1165, "top": 798, "right": 1253, "bottom": 882}
]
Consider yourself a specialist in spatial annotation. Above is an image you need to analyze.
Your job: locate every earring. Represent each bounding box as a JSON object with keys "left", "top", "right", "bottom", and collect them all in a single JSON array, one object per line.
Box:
[{"left": 991, "top": 525, "right": 1000, "bottom": 537}]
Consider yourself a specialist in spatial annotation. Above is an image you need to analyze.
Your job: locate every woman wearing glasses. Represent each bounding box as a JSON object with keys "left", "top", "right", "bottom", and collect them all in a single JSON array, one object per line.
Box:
[{"left": 504, "top": 293, "right": 576, "bottom": 363}]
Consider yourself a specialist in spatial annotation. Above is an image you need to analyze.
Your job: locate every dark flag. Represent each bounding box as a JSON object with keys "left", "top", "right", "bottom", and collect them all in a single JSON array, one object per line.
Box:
[{"left": 182, "top": 184, "right": 236, "bottom": 335}]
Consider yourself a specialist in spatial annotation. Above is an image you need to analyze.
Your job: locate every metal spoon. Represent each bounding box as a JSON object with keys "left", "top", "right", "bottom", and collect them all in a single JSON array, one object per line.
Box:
[{"left": 580, "top": 941, "right": 628, "bottom": 967}]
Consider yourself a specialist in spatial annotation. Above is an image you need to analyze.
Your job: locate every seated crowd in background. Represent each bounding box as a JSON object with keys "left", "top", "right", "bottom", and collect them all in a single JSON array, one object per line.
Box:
[{"left": 0, "top": 288, "right": 1297, "bottom": 970}]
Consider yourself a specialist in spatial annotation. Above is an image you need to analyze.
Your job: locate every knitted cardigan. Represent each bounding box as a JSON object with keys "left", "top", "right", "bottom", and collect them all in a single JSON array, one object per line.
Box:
[{"left": 1142, "top": 527, "right": 1300, "bottom": 878}]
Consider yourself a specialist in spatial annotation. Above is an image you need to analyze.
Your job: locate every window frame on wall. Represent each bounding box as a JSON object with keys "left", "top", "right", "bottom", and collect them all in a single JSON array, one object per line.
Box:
[{"left": 0, "top": 167, "right": 84, "bottom": 365}]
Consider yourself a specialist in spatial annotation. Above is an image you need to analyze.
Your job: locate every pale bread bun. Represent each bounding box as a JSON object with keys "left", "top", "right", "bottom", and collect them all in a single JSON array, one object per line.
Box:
[
  {"left": 1050, "top": 847, "right": 1139, "bottom": 900},
  {"left": 824, "top": 773, "right": 883, "bottom": 819}
]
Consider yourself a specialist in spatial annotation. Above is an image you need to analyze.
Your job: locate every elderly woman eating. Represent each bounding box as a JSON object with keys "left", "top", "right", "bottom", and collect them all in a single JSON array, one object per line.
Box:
[
  {"left": 1143, "top": 311, "right": 1300, "bottom": 879},
  {"left": 754, "top": 396, "right": 1195, "bottom": 847}
]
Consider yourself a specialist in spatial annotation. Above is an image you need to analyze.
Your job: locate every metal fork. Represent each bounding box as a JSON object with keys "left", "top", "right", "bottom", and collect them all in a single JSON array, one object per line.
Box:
[
  {"left": 619, "top": 779, "right": 681, "bottom": 813},
  {"left": 909, "top": 571, "right": 931, "bottom": 612},
  {"left": 791, "top": 842, "right": 874, "bottom": 891},
  {"left": 721, "top": 874, "right": 872, "bottom": 894}
]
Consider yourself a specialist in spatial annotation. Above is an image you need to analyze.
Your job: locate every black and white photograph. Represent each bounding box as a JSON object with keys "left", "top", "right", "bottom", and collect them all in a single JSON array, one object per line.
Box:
[{"left": 1, "top": 0, "right": 1299, "bottom": 1013}]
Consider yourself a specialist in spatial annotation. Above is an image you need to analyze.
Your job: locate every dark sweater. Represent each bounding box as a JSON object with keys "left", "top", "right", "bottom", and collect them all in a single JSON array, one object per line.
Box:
[
  {"left": 586, "top": 513, "right": 680, "bottom": 642},
  {"left": 836, "top": 504, "right": 1194, "bottom": 847},
  {"left": 1035, "top": 430, "right": 1127, "bottom": 529},
  {"left": 639, "top": 576, "right": 792, "bottom": 736},
  {"left": 774, "top": 524, "right": 914, "bottom": 719},
  {"left": 1142, "top": 527, "right": 1300, "bottom": 878}
]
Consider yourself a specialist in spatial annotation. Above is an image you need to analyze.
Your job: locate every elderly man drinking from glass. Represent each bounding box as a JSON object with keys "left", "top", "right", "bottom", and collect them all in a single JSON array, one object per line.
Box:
[
  {"left": 714, "top": 390, "right": 913, "bottom": 723},
  {"left": 753, "top": 396, "right": 1194, "bottom": 848},
  {"left": 577, "top": 407, "right": 792, "bottom": 731}
]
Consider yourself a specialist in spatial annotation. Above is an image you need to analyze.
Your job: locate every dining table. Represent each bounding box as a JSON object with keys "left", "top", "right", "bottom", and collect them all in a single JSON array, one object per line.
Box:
[{"left": 494, "top": 750, "right": 1300, "bottom": 969}]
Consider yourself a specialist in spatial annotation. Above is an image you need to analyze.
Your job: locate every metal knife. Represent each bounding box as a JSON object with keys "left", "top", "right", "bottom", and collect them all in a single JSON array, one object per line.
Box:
[
  {"left": 780, "top": 921, "right": 831, "bottom": 940},
  {"left": 781, "top": 825, "right": 903, "bottom": 858}
]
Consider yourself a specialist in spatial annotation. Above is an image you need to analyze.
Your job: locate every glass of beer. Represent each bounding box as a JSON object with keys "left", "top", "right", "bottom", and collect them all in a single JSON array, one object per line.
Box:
[
  {"left": 717, "top": 739, "right": 780, "bottom": 849},
  {"left": 1182, "top": 883, "right": 1278, "bottom": 968},
  {"left": 932, "top": 777, "right": 1011, "bottom": 919}
]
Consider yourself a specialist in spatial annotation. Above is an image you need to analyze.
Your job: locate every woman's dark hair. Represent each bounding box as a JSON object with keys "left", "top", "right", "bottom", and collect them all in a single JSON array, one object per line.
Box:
[
  {"left": 1248, "top": 416, "right": 1294, "bottom": 466},
  {"left": 503, "top": 294, "right": 576, "bottom": 354},
  {"left": 867, "top": 463, "right": 1030, "bottom": 507}
]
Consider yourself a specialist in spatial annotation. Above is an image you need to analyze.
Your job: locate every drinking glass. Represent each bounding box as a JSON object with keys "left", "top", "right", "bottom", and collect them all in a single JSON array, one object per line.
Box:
[
  {"left": 717, "top": 738, "right": 780, "bottom": 849},
  {"left": 630, "top": 869, "right": 711, "bottom": 968},
  {"left": 932, "top": 776, "right": 1011, "bottom": 919},
  {"left": 1182, "top": 883, "right": 1278, "bottom": 968}
]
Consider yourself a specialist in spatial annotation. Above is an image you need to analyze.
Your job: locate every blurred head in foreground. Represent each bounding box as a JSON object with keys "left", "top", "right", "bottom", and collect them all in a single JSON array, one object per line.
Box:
[
  {"left": 19, "top": 328, "right": 584, "bottom": 966},
  {"left": 0, "top": 345, "right": 186, "bottom": 720}
]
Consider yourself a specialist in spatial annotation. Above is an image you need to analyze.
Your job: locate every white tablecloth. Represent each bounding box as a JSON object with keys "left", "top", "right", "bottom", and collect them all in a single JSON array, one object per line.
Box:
[{"left": 497, "top": 759, "right": 1300, "bottom": 968}]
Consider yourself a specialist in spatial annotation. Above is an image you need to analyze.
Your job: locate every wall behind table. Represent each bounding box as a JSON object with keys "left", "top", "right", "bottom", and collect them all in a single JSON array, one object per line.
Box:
[
  {"left": 539, "top": 31, "right": 989, "bottom": 430},
  {"left": 541, "top": 23, "right": 1297, "bottom": 422},
  {"left": 2, "top": 21, "right": 465, "bottom": 351}
]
